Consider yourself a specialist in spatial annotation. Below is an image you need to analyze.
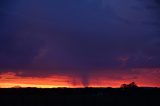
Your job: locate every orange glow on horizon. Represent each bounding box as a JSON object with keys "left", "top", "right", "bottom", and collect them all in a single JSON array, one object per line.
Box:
[
  {"left": 0, "top": 72, "right": 83, "bottom": 88},
  {"left": 0, "top": 68, "right": 160, "bottom": 88}
]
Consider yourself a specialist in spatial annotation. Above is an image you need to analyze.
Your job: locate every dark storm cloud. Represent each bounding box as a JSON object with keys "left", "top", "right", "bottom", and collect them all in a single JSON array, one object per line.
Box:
[{"left": 0, "top": 0, "right": 160, "bottom": 81}]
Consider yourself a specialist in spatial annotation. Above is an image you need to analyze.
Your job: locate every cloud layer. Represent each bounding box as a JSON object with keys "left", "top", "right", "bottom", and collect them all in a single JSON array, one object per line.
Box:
[{"left": 0, "top": 0, "right": 160, "bottom": 87}]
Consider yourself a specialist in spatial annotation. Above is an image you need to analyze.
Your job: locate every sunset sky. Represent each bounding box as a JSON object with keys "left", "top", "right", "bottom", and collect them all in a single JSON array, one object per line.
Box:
[{"left": 0, "top": 0, "right": 160, "bottom": 88}]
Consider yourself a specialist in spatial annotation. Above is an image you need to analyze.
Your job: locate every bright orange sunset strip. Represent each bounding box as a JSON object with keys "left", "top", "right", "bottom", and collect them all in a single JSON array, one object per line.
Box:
[
  {"left": 0, "top": 72, "right": 83, "bottom": 88},
  {"left": 0, "top": 68, "right": 160, "bottom": 88}
]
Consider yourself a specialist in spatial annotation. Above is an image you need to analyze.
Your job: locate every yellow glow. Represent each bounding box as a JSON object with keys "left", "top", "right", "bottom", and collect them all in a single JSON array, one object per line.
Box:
[{"left": 0, "top": 68, "right": 160, "bottom": 88}]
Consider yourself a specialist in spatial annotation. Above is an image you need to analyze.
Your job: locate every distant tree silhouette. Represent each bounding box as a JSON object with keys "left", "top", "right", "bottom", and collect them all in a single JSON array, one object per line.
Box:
[
  {"left": 128, "top": 82, "right": 138, "bottom": 88},
  {"left": 12, "top": 85, "right": 22, "bottom": 88},
  {"left": 120, "top": 84, "right": 128, "bottom": 88},
  {"left": 120, "top": 82, "right": 138, "bottom": 88}
]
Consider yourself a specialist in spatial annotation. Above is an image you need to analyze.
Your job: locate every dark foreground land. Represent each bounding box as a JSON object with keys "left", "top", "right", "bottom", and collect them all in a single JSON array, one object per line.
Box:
[{"left": 0, "top": 88, "right": 160, "bottom": 106}]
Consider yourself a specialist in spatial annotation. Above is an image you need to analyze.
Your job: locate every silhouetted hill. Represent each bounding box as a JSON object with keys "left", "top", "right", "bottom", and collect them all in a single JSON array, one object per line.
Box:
[{"left": 0, "top": 88, "right": 159, "bottom": 106}]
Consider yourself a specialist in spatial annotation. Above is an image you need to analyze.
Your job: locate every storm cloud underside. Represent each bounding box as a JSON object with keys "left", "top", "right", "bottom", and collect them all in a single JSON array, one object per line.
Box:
[{"left": 0, "top": 0, "right": 160, "bottom": 87}]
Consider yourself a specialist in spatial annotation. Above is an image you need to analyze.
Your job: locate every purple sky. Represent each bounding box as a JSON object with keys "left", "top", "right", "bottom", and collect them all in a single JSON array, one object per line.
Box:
[{"left": 0, "top": 0, "right": 160, "bottom": 87}]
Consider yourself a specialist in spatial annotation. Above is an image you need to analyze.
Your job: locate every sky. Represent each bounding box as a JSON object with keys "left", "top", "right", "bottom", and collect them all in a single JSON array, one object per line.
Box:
[{"left": 0, "top": 0, "right": 160, "bottom": 88}]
